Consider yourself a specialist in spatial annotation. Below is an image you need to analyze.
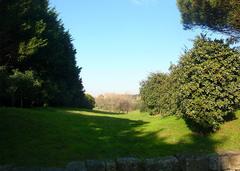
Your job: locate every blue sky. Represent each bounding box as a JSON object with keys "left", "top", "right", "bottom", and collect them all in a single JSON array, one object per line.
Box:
[{"left": 49, "top": 0, "right": 218, "bottom": 96}]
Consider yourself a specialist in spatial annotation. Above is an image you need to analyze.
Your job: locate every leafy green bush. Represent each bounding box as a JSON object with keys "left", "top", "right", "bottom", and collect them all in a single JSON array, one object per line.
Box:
[
  {"left": 0, "top": 68, "right": 42, "bottom": 107},
  {"left": 140, "top": 72, "right": 173, "bottom": 116},
  {"left": 8, "top": 70, "right": 42, "bottom": 107},
  {"left": 82, "top": 94, "right": 96, "bottom": 110},
  {"left": 176, "top": 36, "right": 240, "bottom": 133}
]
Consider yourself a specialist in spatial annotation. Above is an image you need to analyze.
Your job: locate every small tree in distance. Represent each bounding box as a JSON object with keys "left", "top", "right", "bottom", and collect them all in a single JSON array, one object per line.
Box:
[
  {"left": 139, "top": 71, "right": 178, "bottom": 116},
  {"left": 118, "top": 99, "right": 130, "bottom": 113},
  {"left": 82, "top": 94, "right": 95, "bottom": 110}
]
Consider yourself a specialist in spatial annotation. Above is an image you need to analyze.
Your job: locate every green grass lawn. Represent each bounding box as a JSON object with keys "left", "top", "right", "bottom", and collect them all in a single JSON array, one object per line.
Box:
[{"left": 0, "top": 108, "right": 240, "bottom": 167}]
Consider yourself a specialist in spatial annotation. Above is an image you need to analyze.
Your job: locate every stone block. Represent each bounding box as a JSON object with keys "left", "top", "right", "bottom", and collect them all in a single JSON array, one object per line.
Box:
[
  {"left": 12, "top": 167, "right": 42, "bottom": 171},
  {"left": 66, "top": 161, "right": 86, "bottom": 171},
  {"left": 0, "top": 165, "right": 14, "bottom": 171},
  {"left": 105, "top": 160, "right": 116, "bottom": 171},
  {"left": 229, "top": 153, "right": 240, "bottom": 170},
  {"left": 144, "top": 156, "right": 180, "bottom": 171},
  {"left": 219, "top": 154, "right": 231, "bottom": 171},
  {"left": 85, "top": 160, "right": 105, "bottom": 171},
  {"left": 116, "top": 157, "right": 143, "bottom": 171},
  {"left": 41, "top": 168, "right": 65, "bottom": 171},
  {"left": 208, "top": 154, "right": 219, "bottom": 171},
  {"left": 185, "top": 156, "right": 209, "bottom": 171}
]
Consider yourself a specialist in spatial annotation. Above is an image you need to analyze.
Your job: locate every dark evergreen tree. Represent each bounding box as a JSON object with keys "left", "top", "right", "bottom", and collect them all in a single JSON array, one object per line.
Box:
[
  {"left": 0, "top": 0, "right": 85, "bottom": 107},
  {"left": 140, "top": 72, "right": 173, "bottom": 116}
]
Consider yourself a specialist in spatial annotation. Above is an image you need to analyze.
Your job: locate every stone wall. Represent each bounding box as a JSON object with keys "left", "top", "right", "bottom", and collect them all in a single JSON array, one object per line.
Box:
[{"left": 1, "top": 152, "right": 240, "bottom": 171}]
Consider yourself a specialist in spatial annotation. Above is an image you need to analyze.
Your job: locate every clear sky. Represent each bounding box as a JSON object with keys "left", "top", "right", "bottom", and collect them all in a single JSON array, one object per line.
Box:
[{"left": 49, "top": 0, "right": 218, "bottom": 96}]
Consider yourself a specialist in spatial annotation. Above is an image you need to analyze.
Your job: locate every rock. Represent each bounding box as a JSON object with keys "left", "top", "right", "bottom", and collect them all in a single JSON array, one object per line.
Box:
[
  {"left": 175, "top": 154, "right": 189, "bottom": 171},
  {"left": 116, "top": 157, "right": 143, "bottom": 171},
  {"left": 105, "top": 160, "right": 116, "bottom": 171},
  {"left": 41, "top": 168, "right": 65, "bottom": 171},
  {"left": 10, "top": 167, "right": 64, "bottom": 171},
  {"left": 66, "top": 161, "right": 86, "bottom": 171},
  {"left": 185, "top": 156, "right": 209, "bottom": 171},
  {"left": 219, "top": 154, "right": 231, "bottom": 171},
  {"left": 0, "top": 165, "right": 14, "bottom": 171},
  {"left": 208, "top": 154, "right": 219, "bottom": 171},
  {"left": 3, "top": 152, "right": 240, "bottom": 171},
  {"left": 41, "top": 167, "right": 65, "bottom": 171},
  {"left": 144, "top": 156, "right": 180, "bottom": 171},
  {"left": 85, "top": 160, "right": 105, "bottom": 171},
  {"left": 228, "top": 152, "right": 240, "bottom": 170},
  {"left": 12, "top": 167, "right": 42, "bottom": 171}
]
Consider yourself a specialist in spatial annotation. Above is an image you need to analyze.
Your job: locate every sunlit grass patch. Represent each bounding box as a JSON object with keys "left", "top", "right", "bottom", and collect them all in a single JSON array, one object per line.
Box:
[{"left": 0, "top": 107, "right": 239, "bottom": 167}]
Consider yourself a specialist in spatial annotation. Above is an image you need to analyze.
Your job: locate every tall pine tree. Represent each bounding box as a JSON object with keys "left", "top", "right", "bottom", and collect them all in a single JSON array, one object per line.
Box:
[{"left": 0, "top": 0, "right": 85, "bottom": 107}]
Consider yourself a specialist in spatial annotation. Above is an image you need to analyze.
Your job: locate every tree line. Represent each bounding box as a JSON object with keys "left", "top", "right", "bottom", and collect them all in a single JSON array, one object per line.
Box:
[
  {"left": 0, "top": 0, "right": 89, "bottom": 107},
  {"left": 140, "top": 0, "right": 240, "bottom": 133},
  {"left": 95, "top": 93, "right": 140, "bottom": 113}
]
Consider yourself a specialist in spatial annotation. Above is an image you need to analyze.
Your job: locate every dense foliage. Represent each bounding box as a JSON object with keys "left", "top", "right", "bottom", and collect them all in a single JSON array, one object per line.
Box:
[
  {"left": 140, "top": 73, "right": 172, "bottom": 116},
  {"left": 176, "top": 36, "right": 240, "bottom": 133},
  {"left": 82, "top": 94, "right": 96, "bottom": 110},
  {"left": 0, "top": 0, "right": 85, "bottom": 107},
  {"left": 177, "top": 0, "right": 240, "bottom": 39},
  {"left": 175, "top": 0, "right": 240, "bottom": 133},
  {"left": 140, "top": 36, "right": 240, "bottom": 133}
]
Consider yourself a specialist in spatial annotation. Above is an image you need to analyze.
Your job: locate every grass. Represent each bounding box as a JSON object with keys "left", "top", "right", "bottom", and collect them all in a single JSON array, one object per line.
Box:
[{"left": 0, "top": 107, "right": 240, "bottom": 167}]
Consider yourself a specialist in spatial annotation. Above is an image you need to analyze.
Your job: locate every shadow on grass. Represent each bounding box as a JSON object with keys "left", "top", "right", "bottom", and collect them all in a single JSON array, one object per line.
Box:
[
  {"left": 82, "top": 108, "right": 121, "bottom": 115},
  {"left": 0, "top": 108, "right": 226, "bottom": 167}
]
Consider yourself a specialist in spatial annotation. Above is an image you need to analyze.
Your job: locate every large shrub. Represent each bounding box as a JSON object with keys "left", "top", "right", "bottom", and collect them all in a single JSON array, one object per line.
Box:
[
  {"left": 140, "top": 72, "right": 173, "bottom": 116},
  {"left": 176, "top": 36, "right": 240, "bottom": 133},
  {"left": 8, "top": 70, "right": 42, "bottom": 107},
  {"left": 82, "top": 94, "right": 96, "bottom": 110}
]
